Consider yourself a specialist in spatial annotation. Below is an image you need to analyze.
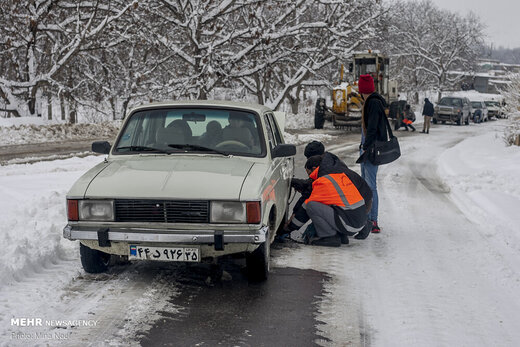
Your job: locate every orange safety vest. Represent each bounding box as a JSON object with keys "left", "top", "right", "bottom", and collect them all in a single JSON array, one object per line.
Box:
[{"left": 305, "top": 167, "right": 365, "bottom": 209}]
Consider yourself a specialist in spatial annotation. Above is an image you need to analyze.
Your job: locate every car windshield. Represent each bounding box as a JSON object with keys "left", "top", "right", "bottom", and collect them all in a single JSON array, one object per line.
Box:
[
  {"left": 438, "top": 98, "right": 462, "bottom": 107},
  {"left": 484, "top": 101, "right": 500, "bottom": 107},
  {"left": 114, "top": 108, "right": 264, "bottom": 156},
  {"left": 471, "top": 102, "right": 482, "bottom": 108}
]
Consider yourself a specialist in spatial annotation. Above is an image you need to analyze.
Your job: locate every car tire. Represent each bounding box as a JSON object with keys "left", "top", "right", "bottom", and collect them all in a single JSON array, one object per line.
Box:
[
  {"left": 246, "top": 230, "right": 270, "bottom": 282},
  {"left": 432, "top": 118, "right": 438, "bottom": 124},
  {"left": 80, "top": 243, "right": 111, "bottom": 273},
  {"left": 456, "top": 115, "right": 461, "bottom": 126}
]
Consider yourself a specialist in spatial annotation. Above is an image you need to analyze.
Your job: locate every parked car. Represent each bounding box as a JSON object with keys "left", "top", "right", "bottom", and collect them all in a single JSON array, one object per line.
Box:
[
  {"left": 484, "top": 100, "right": 504, "bottom": 119},
  {"left": 63, "top": 100, "right": 296, "bottom": 281},
  {"left": 433, "top": 97, "right": 471, "bottom": 125},
  {"left": 470, "top": 101, "right": 488, "bottom": 123}
]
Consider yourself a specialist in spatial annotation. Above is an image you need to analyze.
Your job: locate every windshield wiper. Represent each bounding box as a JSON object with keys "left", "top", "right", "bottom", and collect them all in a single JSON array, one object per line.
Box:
[
  {"left": 116, "top": 145, "right": 172, "bottom": 154},
  {"left": 167, "top": 144, "right": 228, "bottom": 156}
]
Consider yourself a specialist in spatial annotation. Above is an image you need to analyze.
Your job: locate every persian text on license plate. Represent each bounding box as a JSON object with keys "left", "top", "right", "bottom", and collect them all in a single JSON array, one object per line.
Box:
[{"left": 129, "top": 245, "right": 200, "bottom": 262}]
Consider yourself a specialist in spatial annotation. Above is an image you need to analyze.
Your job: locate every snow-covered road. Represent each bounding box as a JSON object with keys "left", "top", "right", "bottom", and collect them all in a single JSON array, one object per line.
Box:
[{"left": 1, "top": 119, "right": 519, "bottom": 346}]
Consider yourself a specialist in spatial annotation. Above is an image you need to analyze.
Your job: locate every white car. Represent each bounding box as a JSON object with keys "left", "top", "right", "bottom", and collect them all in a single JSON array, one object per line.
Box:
[
  {"left": 484, "top": 100, "right": 504, "bottom": 119},
  {"left": 470, "top": 101, "right": 488, "bottom": 122},
  {"left": 63, "top": 100, "right": 295, "bottom": 281}
]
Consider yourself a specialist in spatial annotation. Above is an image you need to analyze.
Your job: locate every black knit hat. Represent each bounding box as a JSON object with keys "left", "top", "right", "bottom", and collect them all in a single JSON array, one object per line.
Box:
[
  {"left": 304, "top": 141, "right": 325, "bottom": 158},
  {"left": 305, "top": 155, "right": 323, "bottom": 170}
]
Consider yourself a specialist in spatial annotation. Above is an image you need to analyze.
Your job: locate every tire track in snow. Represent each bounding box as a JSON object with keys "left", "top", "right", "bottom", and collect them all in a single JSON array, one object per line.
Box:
[{"left": 1, "top": 255, "right": 184, "bottom": 347}]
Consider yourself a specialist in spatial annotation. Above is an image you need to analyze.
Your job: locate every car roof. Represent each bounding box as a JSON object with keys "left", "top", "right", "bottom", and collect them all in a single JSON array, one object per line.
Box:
[{"left": 127, "top": 100, "right": 273, "bottom": 116}]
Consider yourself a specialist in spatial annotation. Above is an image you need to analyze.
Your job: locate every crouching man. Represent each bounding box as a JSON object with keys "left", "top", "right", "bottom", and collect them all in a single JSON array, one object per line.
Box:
[{"left": 286, "top": 152, "right": 373, "bottom": 247}]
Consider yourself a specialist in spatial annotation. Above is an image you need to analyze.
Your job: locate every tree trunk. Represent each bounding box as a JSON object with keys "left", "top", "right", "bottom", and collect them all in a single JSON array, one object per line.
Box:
[
  {"left": 47, "top": 94, "right": 52, "bottom": 120},
  {"left": 69, "top": 110, "right": 76, "bottom": 124},
  {"left": 121, "top": 98, "right": 131, "bottom": 120},
  {"left": 290, "top": 95, "right": 299, "bottom": 114},
  {"left": 60, "top": 93, "right": 66, "bottom": 121}
]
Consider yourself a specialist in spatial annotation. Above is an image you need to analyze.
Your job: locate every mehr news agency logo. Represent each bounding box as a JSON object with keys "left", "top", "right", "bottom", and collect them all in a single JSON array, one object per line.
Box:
[{"left": 10, "top": 317, "right": 99, "bottom": 340}]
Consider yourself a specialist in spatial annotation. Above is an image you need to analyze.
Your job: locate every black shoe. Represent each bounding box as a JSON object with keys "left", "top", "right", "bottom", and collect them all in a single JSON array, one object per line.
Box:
[
  {"left": 354, "top": 221, "right": 372, "bottom": 240},
  {"left": 340, "top": 233, "right": 349, "bottom": 244},
  {"left": 311, "top": 235, "right": 341, "bottom": 247},
  {"left": 426, "top": 130, "right": 429, "bottom": 134},
  {"left": 421, "top": 130, "right": 425, "bottom": 133}
]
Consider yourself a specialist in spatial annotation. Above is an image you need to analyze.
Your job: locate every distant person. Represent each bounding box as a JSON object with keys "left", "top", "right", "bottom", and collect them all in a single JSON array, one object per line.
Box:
[
  {"left": 421, "top": 98, "right": 434, "bottom": 134},
  {"left": 473, "top": 108, "right": 482, "bottom": 124},
  {"left": 356, "top": 74, "right": 387, "bottom": 233},
  {"left": 285, "top": 153, "right": 372, "bottom": 246},
  {"left": 401, "top": 104, "right": 416, "bottom": 132},
  {"left": 395, "top": 95, "right": 407, "bottom": 131}
]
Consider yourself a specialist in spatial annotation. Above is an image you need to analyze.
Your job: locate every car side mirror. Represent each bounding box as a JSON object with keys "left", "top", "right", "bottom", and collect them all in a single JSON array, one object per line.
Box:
[
  {"left": 92, "top": 141, "right": 111, "bottom": 154},
  {"left": 272, "top": 144, "right": 296, "bottom": 158}
]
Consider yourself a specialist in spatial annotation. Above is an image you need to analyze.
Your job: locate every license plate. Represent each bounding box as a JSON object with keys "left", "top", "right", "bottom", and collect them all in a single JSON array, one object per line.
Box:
[{"left": 129, "top": 245, "right": 200, "bottom": 262}]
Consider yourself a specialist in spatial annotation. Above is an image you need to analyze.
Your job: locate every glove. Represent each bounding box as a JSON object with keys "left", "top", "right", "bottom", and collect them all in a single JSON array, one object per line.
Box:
[{"left": 356, "top": 150, "right": 368, "bottom": 164}]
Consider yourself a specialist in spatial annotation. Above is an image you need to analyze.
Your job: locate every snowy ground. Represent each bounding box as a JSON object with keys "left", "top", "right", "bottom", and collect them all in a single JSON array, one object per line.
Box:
[{"left": 1, "top": 114, "right": 519, "bottom": 345}]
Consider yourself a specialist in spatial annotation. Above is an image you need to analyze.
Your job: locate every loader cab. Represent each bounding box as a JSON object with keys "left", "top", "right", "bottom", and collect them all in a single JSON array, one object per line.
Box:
[{"left": 352, "top": 53, "right": 391, "bottom": 98}]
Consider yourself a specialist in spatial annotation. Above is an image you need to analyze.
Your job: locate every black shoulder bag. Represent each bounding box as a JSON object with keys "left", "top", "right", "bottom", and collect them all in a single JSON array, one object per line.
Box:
[
  {"left": 364, "top": 111, "right": 401, "bottom": 165},
  {"left": 368, "top": 113, "right": 400, "bottom": 165}
]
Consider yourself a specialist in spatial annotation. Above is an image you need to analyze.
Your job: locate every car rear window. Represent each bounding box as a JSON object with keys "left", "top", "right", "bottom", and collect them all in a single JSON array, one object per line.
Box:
[{"left": 438, "top": 98, "right": 462, "bottom": 107}]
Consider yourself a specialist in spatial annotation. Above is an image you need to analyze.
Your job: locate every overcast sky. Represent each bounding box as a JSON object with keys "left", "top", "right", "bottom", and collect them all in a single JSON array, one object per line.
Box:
[{"left": 428, "top": 0, "right": 519, "bottom": 48}]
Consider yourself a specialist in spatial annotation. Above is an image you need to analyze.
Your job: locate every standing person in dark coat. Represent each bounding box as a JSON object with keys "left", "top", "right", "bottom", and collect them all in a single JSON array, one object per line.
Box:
[
  {"left": 421, "top": 98, "right": 434, "bottom": 134},
  {"left": 357, "top": 74, "right": 387, "bottom": 233}
]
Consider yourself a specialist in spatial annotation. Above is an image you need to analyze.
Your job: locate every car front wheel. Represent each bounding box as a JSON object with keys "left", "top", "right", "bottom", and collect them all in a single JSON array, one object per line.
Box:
[
  {"left": 246, "top": 230, "right": 270, "bottom": 282},
  {"left": 80, "top": 243, "right": 111, "bottom": 273}
]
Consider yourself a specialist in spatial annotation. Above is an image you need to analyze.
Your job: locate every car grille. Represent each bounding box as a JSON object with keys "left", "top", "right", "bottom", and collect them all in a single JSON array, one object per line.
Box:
[{"left": 114, "top": 200, "right": 209, "bottom": 223}]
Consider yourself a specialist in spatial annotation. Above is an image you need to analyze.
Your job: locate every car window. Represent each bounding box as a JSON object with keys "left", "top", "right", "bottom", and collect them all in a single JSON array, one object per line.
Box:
[
  {"left": 114, "top": 108, "right": 265, "bottom": 157},
  {"left": 263, "top": 114, "right": 277, "bottom": 151},
  {"left": 439, "top": 97, "right": 462, "bottom": 107},
  {"left": 485, "top": 101, "right": 499, "bottom": 107},
  {"left": 471, "top": 102, "right": 482, "bottom": 108},
  {"left": 266, "top": 113, "right": 282, "bottom": 145}
]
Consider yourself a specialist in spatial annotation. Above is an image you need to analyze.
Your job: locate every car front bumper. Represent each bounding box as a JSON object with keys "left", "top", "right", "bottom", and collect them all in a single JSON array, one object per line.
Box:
[
  {"left": 63, "top": 224, "right": 268, "bottom": 257},
  {"left": 63, "top": 224, "right": 267, "bottom": 243}
]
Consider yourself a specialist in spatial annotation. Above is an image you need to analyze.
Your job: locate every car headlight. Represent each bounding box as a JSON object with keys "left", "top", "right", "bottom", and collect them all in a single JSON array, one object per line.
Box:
[
  {"left": 78, "top": 200, "right": 114, "bottom": 221},
  {"left": 210, "top": 201, "right": 261, "bottom": 224}
]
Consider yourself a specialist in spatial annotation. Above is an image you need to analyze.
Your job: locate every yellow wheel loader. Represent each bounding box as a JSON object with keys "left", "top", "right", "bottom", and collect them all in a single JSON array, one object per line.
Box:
[{"left": 315, "top": 52, "right": 398, "bottom": 129}]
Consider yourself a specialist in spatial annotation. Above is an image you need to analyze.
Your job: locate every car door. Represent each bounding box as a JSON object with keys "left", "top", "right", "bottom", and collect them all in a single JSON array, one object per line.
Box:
[{"left": 264, "top": 112, "right": 293, "bottom": 229}]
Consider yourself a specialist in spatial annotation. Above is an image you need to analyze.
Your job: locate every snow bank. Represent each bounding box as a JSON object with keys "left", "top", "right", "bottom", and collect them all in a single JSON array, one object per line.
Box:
[
  {"left": 0, "top": 156, "right": 104, "bottom": 286},
  {"left": 437, "top": 130, "right": 520, "bottom": 249},
  {"left": 285, "top": 111, "right": 314, "bottom": 130},
  {"left": 0, "top": 122, "right": 121, "bottom": 146}
]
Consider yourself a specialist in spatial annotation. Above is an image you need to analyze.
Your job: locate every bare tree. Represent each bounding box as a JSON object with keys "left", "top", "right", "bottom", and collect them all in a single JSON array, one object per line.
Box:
[
  {"left": 387, "top": 0, "right": 484, "bottom": 102},
  {"left": 0, "top": 0, "right": 137, "bottom": 118}
]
